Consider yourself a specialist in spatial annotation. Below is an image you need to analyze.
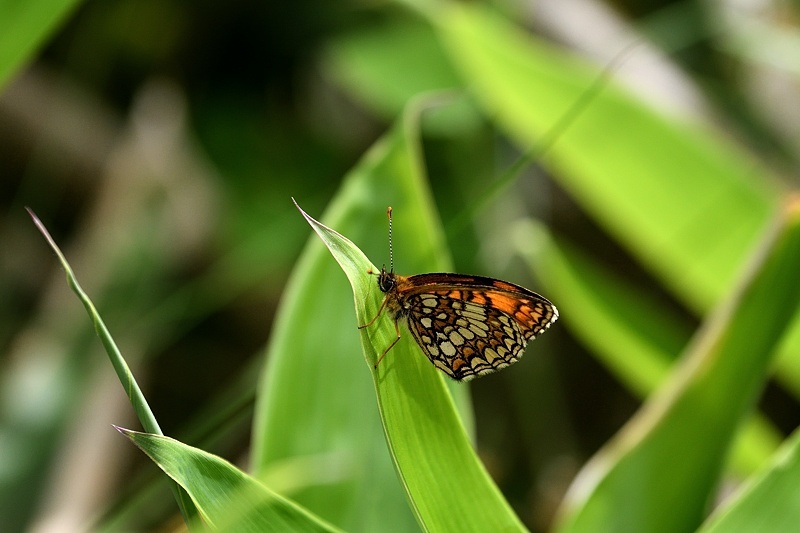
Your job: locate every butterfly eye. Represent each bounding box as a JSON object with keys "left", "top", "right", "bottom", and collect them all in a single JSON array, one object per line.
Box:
[{"left": 378, "top": 269, "right": 395, "bottom": 293}]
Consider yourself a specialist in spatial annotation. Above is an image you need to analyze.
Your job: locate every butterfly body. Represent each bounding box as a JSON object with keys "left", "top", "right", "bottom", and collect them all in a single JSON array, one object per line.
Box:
[{"left": 369, "top": 266, "right": 558, "bottom": 381}]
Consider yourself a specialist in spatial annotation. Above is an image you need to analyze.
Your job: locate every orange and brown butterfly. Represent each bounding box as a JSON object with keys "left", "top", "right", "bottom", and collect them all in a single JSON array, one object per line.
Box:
[{"left": 360, "top": 207, "right": 558, "bottom": 381}]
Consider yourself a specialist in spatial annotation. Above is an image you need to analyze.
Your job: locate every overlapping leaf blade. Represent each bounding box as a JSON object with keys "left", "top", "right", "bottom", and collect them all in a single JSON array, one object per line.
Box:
[
  {"left": 699, "top": 425, "right": 800, "bottom": 532},
  {"left": 519, "top": 223, "right": 782, "bottom": 475},
  {"left": 555, "top": 198, "right": 800, "bottom": 532},
  {"left": 251, "top": 102, "right": 483, "bottom": 531}
]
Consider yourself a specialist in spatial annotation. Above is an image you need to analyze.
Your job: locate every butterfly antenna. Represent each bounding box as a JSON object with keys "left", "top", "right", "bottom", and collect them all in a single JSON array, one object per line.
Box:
[{"left": 387, "top": 206, "right": 394, "bottom": 273}]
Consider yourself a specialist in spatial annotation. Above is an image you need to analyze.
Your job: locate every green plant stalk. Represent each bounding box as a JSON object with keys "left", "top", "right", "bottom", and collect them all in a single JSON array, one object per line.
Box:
[{"left": 27, "top": 208, "right": 198, "bottom": 527}]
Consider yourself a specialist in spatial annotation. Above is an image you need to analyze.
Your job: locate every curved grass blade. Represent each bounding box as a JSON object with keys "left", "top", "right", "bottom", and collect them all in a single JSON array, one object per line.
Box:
[
  {"left": 251, "top": 101, "right": 474, "bottom": 531},
  {"left": 518, "top": 223, "right": 782, "bottom": 475},
  {"left": 699, "top": 425, "right": 800, "bottom": 532},
  {"left": 556, "top": 196, "right": 800, "bottom": 532},
  {"left": 26, "top": 208, "right": 198, "bottom": 525},
  {"left": 116, "top": 427, "right": 340, "bottom": 532},
  {"left": 27, "top": 209, "right": 160, "bottom": 433},
  {"left": 295, "top": 197, "right": 526, "bottom": 531}
]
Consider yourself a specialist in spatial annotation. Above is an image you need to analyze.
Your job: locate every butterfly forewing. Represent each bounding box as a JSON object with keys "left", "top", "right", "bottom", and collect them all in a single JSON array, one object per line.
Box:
[{"left": 392, "top": 273, "right": 558, "bottom": 381}]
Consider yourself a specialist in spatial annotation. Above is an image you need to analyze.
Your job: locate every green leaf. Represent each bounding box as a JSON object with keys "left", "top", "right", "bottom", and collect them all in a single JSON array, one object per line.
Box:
[
  {"left": 0, "top": 0, "right": 83, "bottom": 90},
  {"left": 555, "top": 198, "right": 800, "bottom": 532},
  {"left": 117, "top": 428, "right": 340, "bottom": 532},
  {"left": 699, "top": 425, "right": 800, "bottom": 532},
  {"left": 251, "top": 101, "right": 474, "bottom": 531},
  {"left": 296, "top": 201, "right": 526, "bottom": 531}
]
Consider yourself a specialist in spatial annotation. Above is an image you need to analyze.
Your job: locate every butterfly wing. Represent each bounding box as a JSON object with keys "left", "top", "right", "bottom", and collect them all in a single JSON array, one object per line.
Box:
[{"left": 399, "top": 274, "right": 558, "bottom": 381}]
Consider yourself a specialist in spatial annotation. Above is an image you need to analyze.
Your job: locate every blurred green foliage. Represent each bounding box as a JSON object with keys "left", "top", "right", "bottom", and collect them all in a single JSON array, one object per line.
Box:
[{"left": 2, "top": 0, "right": 799, "bottom": 531}]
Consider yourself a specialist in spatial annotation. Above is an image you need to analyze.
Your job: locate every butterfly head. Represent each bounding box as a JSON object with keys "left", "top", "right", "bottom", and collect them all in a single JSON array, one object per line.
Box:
[{"left": 378, "top": 265, "right": 396, "bottom": 293}]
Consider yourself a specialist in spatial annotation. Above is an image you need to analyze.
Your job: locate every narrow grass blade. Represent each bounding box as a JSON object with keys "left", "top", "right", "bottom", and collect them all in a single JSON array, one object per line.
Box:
[
  {"left": 296, "top": 197, "right": 526, "bottom": 531},
  {"left": 26, "top": 208, "right": 198, "bottom": 525},
  {"left": 556, "top": 196, "right": 800, "bottom": 532},
  {"left": 116, "top": 427, "right": 340, "bottom": 532}
]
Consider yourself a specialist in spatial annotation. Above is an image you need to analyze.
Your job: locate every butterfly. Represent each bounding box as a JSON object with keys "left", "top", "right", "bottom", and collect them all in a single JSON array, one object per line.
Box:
[{"left": 360, "top": 208, "right": 558, "bottom": 381}]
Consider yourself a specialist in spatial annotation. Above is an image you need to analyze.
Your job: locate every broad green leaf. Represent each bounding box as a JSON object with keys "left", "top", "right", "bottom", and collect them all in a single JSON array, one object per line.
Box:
[
  {"left": 0, "top": 0, "right": 83, "bottom": 90},
  {"left": 433, "top": 2, "right": 779, "bottom": 313},
  {"left": 699, "top": 425, "right": 800, "bottom": 532},
  {"left": 516, "top": 222, "right": 781, "bottom": 475},
  {"left": 117, "top": 428, "right": 339, "bottom": 532},
  {"left": 251, "top": 101, "right": 473, "bottom": 531},
  {"left": 555, "top": 198, "right": 800, "bottom": 532},
  {"left": 296, "top": 200, "right": 525, "bottom": 531}
]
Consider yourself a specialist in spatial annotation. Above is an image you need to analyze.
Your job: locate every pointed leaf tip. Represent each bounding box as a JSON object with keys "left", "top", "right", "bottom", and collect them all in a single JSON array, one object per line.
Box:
[
  {"left": 292, "top": 198, "right": 315, "bottom": 225},
  {"left": 112, "top": 425, "right": 130, "bottom": 435}
]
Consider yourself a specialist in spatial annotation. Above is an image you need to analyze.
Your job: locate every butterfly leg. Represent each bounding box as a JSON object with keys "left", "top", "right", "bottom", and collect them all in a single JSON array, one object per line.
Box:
[
  {"left": 358, "top": 294, "right": 390, "bottom": 329},
  {"left": 374, "top": 319, "right": 402, "bottom": 368}
]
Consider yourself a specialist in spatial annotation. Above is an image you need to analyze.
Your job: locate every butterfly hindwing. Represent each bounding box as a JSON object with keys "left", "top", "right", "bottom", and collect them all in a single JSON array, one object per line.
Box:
[{"left": 403, "top": 288, "right": 532, "bottom": 381}]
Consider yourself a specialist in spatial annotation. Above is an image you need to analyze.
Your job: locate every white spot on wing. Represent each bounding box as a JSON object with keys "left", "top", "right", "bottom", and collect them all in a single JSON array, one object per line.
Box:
[
  {"left": 440, "top": 341, "right": 456, "bottom": 356},
  {"left": 460, "top": 327, "right": 475, "bottom": 340},
  {"left": 484, "top": 348, "right": 499, "bottom": 363},
  {"left": 469, "top": 324, "right": 488, "bottom": 337},
  {"left": 449, "top": 330, "right": 465, "bottom": 346}
]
